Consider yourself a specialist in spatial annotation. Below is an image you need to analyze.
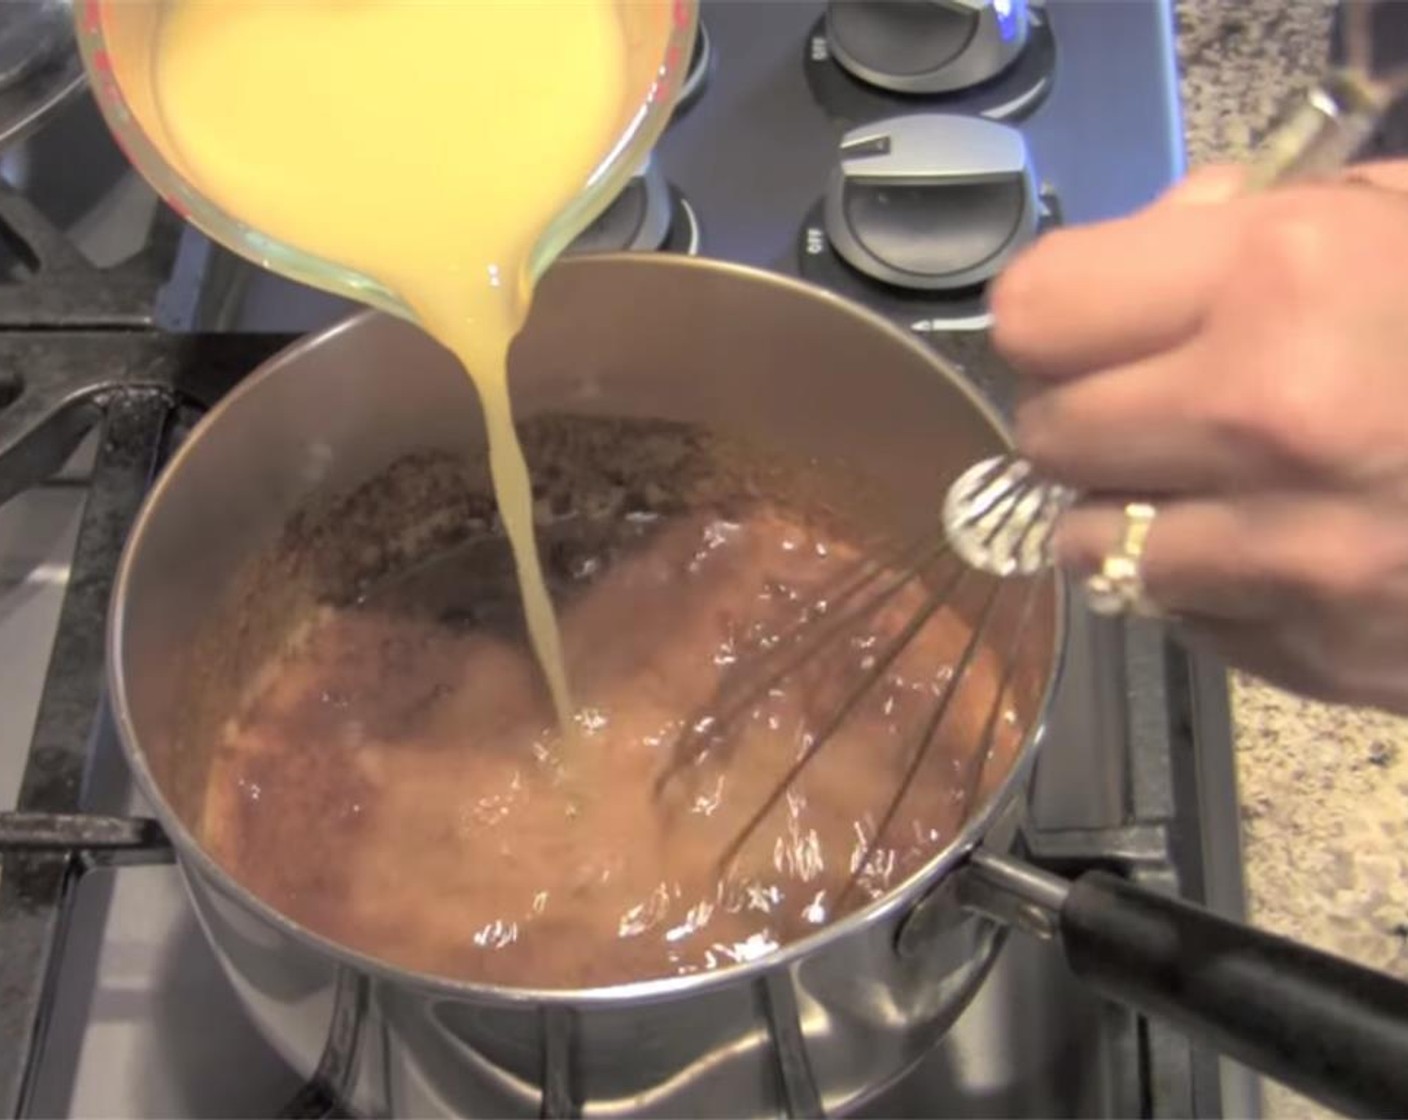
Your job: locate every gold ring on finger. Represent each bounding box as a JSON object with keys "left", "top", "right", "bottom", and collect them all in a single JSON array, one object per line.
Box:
[{"left": 1083, "top": 501, "right": 1161, "bottom": 618}]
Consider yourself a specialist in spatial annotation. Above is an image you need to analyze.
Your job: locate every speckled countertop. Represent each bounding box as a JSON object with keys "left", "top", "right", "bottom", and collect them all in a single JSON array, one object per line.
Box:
[{"left": 1175, "top": 3, "right": 1408, "bottom": 1117}]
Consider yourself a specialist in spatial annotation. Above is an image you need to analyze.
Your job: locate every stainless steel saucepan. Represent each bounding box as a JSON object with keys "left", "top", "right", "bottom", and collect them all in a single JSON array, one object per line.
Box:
[{"left": 104, "top": 254, "right": 1408, "bottom": 1117}]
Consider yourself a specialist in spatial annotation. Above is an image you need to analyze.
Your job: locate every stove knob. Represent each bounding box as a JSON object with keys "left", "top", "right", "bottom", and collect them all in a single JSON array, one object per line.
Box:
[
  {"left": 564, "top": 156, "right": 673, "bottom": 256},
  {"left": 826, "top": 0, "right": 1029, "bottom": 95},
  {"left": 823, "top": 114, "right": 1038, "bottom": 292}
]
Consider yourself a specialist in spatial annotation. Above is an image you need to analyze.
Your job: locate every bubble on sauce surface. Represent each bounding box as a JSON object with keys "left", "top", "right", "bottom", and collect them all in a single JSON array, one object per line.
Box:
[{"left": 201, "top": 503, "right": 1022, "bottom": 988}]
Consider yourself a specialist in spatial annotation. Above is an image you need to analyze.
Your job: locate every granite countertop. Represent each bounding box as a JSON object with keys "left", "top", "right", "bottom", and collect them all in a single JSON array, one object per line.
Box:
[{"left": 1175, "top": 2, "right": 1408, "bottom": 1117}]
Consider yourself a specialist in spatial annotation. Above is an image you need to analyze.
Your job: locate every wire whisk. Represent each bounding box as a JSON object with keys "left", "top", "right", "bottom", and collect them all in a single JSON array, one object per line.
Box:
[{"left": 656, "top": 520, "right": 1050, "bottom": 910}]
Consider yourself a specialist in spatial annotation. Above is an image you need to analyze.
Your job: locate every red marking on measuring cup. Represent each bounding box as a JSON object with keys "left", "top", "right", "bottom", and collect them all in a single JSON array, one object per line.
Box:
[
  {"left": 106, "top": 120, "right": 133, "bottom": 163},
  {"left": 79, "top": 0, "right": 100, "bottom": 36},
  {"left": 92, "top": 48, "right": 112, "bottom": 74}
]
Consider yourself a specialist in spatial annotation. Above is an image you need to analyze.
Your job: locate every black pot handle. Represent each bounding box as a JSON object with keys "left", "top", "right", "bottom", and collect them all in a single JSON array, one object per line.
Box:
[{"left": 962, "top": 850, "right": 1408, "bottom": 1118}]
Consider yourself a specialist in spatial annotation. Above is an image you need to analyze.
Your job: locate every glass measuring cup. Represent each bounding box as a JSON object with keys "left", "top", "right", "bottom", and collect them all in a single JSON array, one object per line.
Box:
[{"left": 72, "top": 0, "right": 698, "bottom": 320}]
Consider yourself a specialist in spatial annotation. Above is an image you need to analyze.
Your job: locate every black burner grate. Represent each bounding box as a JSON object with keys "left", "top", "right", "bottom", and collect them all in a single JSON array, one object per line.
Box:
[
  {"left": 0, "top": 340, "right": 292, "bottom": 1119},
  {"left": 0, "top": 183, "right": 181, "bottom": 328},
  {"left": 0, "top": 175, "right": 303, "bottom": 1115}
]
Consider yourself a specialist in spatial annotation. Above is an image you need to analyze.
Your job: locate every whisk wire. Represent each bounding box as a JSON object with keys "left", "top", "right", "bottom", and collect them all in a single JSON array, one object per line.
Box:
[
  {"left": 714, "top": 560, "right": 971, "bottom": 873},
  {"left": 952, "top": 460, "right": 1029, "bottom": 534},
  {"left": 944, "top": 456, "right": 1069, "bottom": 577},
  {"left": 658, "top": 532, "right": 952, "bottom": 788},
  {"left": 958, "top": 574, "right": 1044, "bottom": 808},
  {"left": 1028, "top": 483, "right": 1064, "bottom": 565},
  {"left": 832, "top": 577, "right": 1007, "bottom": 910},
  {"left": 976, "top": 477, "right": 1038, "bottom": 554}
]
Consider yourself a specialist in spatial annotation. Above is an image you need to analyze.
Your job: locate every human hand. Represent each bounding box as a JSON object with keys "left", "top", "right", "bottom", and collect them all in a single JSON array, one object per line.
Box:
[{"left": 991, "top": 160, "right": 1408, "bottom": 712}]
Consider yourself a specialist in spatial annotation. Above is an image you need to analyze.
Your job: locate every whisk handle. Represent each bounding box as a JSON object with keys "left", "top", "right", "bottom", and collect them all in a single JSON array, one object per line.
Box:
[
  {"left": 1062, "top": 869, "right": 1408, "bottom": 1118},
  {"left": 1242, "top": 68, "right": 1388, "bottom": 192}
]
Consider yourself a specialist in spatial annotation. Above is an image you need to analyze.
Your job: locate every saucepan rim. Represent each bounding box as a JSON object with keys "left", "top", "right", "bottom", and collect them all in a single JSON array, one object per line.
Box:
[{"left": 106, "top": 253, "right": 1070, "bottom": 1007}]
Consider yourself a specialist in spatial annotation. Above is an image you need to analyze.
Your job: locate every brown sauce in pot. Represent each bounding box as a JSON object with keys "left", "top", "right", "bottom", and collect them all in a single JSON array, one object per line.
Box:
[{"left": 198, "top": 425, "right": 1022, "bottom": 989}]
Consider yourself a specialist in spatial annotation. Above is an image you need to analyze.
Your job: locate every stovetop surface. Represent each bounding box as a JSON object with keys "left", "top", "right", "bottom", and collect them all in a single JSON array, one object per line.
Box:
[{"left": 0, "top": 3, "right": 1256, "bottom": 1117}]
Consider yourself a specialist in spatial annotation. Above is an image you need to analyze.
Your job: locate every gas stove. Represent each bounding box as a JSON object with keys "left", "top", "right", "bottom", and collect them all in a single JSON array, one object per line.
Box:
[{"left": 0, "top": 2, "right": 1258, "bottom": 1117}]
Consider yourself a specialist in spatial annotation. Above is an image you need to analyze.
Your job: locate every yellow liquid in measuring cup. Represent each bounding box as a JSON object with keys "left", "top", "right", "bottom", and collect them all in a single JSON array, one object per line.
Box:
[{"left": 151, "top": 0, "right": 636, "bottom": 731}]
